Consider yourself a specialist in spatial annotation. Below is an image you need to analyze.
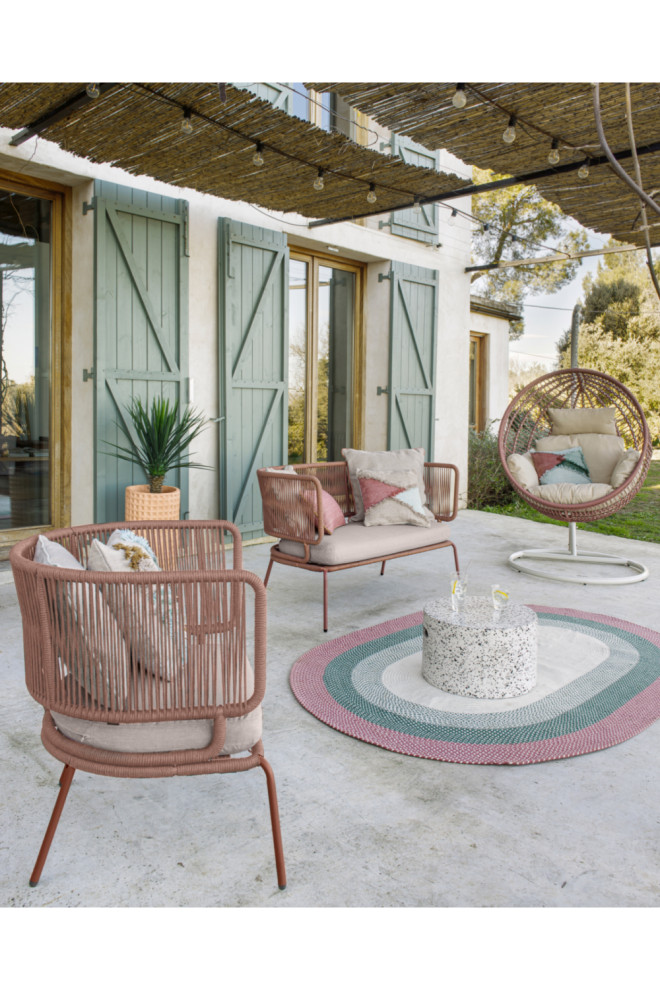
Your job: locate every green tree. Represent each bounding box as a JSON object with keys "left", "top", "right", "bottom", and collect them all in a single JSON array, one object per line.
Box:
[
  {"left": 471, "top": 168, "right": 589, "bottom": 339},
  {"left": 557, "top": 247, "right": 660, "bottom": 442}
]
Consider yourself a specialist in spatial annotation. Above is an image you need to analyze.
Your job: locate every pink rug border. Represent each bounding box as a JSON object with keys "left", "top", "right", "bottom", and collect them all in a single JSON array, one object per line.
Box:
[{"left": 289, "top": 606, "right": 660, "bottom": 765}]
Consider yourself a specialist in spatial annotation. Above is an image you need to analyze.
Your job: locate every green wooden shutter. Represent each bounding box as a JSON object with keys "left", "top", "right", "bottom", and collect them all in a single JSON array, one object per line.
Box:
[
  {"left": 218, "top": 218, "right": 289, "bottom": 540},
  {"left": 234, "top": 83, "right": 293, "bottom": 113},
  {"left": 388, "top": 262, "right": 438, "bottom": 456},
  {"left": 93, "top": 181, "right": 189, "bottom": 523},
  {"left": 389, "top": 134, "right": 440, "bottom": 243}
]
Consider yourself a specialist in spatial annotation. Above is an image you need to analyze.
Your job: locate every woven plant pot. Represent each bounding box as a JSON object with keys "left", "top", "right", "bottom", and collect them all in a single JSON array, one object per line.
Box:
[{"left": 124, "top": 484, "right": 180, "bottom": 521}]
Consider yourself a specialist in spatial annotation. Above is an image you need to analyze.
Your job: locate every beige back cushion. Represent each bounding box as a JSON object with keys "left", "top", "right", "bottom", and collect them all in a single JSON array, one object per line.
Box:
[
  {"left": 535, "top": 433, "right": 624, "bottom": 485},
  {"left": 548, "top": 407, "right": 617, "bottom": 436},
  {"left": 611, "top": 449, "right": 641, "bottom": 488}
]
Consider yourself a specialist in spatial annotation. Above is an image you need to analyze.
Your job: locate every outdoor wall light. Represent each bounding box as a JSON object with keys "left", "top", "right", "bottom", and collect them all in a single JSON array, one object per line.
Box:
[
  {"left": 502, "top": 116, "right": 517, "bottom": 144},
  {"left": 452, "top": 84, "right": 467, "bottom": 109}
]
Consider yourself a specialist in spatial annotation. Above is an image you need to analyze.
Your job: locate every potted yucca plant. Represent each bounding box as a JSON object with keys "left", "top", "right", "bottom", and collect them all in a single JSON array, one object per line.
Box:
[{"left": 106, "top": 395, "right": 210, "bottom": 521}]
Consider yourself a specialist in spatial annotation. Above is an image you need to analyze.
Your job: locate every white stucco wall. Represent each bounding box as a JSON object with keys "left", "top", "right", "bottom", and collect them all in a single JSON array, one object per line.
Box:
[{"left": 1, "top": 126, "right": 473, "bottom": 524}]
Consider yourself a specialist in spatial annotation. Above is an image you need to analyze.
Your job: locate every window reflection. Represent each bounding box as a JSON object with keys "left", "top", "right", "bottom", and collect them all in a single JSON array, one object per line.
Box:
[{"left": 0, "top": 190, "right": 51, "bottom": 529}]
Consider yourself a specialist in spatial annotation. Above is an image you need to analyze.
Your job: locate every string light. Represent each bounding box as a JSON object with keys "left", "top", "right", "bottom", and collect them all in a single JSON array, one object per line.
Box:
[
  {"left": 85, "top": 84, "right": 100, "bottom": 100},
  {"left": 413, "top": 198, "right": 422, "bottom": 214},
  {"left": 448, "top": 208, "right": 458, "bottom": 225},
  {"left": 547, "top": 139, "right": 560, "bottom": 165},
  {"left": 313, "top": 168, "right": 325, "bottom": 191},
  {"left": 578, "top": 161, "right": 590, "bottom": 179},
  {"left": 181, "top": 109, "right": 193, "bottom": 135},
  {"left": 252, "top": 142, "right": 264, "bottom": 166},
  {"left": 502, "top": 115, "right": 517, "bottom": 144},
  {"left": 366, "top": 183, "right": 377, "bottom": 204},
  {"left": 452, "top": 84, "right": 467, "bottom": 109}
]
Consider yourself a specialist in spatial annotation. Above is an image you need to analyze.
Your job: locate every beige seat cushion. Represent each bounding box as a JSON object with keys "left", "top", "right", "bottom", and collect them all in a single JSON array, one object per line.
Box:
[
  {"left": 342, "top": 448, "right": 427, "bottom": 522},
  {"left": 535, "top": 433, "right": 624, "bottom": 485},
  {"left": 506, "top": 452, "right": 539, "bottom": 490},
  {"left": 278, "top": 519, "right": 452, "bottom": 566},
  {"left": 52, "top": 659, "right": 262, "bottom": 756},
  {"left": 548, "top": 407, "right": 617, "bottom": 435},
  {"left": 527, "top": 482, "right": 613, "bottom": 505}
]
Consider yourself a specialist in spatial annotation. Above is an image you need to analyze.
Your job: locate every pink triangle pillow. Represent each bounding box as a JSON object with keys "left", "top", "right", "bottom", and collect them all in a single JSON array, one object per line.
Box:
[{"left": 303, "top": 488, "right": 347, "bottom": 535}]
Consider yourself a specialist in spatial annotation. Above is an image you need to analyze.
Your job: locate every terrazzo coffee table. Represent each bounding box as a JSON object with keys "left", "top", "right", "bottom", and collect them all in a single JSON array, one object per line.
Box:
[{"left": 421, "top": 596, "right": 538, "bottom": 699}]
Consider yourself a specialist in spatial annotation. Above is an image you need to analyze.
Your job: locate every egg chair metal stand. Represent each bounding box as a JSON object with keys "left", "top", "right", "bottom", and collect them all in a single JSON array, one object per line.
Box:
[{"left": 498, "top": 368, "right": 652, "bottom": 585}]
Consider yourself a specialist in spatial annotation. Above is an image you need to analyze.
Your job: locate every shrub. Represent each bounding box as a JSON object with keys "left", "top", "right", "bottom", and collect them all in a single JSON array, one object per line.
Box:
[{"left": 466, "top": 423, "right": 514, "bottom": 509}]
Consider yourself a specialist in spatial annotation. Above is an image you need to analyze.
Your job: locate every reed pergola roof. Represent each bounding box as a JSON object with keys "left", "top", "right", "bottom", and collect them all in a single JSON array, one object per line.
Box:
[
  {"left": 1, "top": 82, "right": 658, "bottom": 248},
  {"left": 310, "top": 83, "right": 660, "bottom": 247},
  {"left": 0, "top": 82, "right": 468, "bottom": 220}
]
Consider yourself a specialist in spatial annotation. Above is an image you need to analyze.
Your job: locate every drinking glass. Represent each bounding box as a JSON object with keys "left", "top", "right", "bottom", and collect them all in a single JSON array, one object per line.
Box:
[
  {"left": 491, "top": 584, "right": 510, "bottom": 611},
  {"left": 450, "top": 571, "right": 468, "bottom": 611}
]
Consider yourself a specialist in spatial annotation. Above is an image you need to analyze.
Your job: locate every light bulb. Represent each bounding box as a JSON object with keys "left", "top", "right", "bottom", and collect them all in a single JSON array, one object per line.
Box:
[
  {"left": 413, "top": 198, "right": 422, "bottom": 214},
  {"left": 452, "top": 84, "right": 467, "bottom": 109},
  {"left": 313, "top": 169, "right": 325, "bottom": 191},
  {"left": 502, "top": 116, "right": 516, "bottom": 144},
  {"left": 181, "top": 110, "right": 193, "bottom": 135},
  {"left": 578, "top": 162, "right": 589, "bottom": 179},
  {"left": 448, "top": 208, "right": 457, "bottom": 225},
  {"left": 548, "top": 140, "right": 560, "bottom": 165},
  {"left": 86, "top": 84, "right": 100, "bottom": 99},
  {"left": 252, "top": 143, "right": 264, "bottom": 167},
  {"left": 366, "top": 183, "right": 377, "bottom": 204}
]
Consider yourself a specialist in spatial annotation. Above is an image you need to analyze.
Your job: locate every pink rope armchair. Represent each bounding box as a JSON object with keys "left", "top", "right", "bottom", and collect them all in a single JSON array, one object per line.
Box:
[
  {"left": 498, "top": 368, "right": 652, "bottom": 584},
  {"left": 10, "top": 520, "right": 286, "bottom": 890}
]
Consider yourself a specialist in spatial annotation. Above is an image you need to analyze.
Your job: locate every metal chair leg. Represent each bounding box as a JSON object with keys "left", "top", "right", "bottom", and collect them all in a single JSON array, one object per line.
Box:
[
  {"left": 380, "top": 560, "right": 386, "bottom": 576},
  {"left": 264, "top": 558, "right": 274, "bottom": 587},
  {"left": 30, "top": 764, "right": 75, "bottom": 887},
  {"left": 260, "top": 758, "right": 286, "bottom": 890},
  {"left": 323, "top": 570, "right": 328, "bottom": 632}
]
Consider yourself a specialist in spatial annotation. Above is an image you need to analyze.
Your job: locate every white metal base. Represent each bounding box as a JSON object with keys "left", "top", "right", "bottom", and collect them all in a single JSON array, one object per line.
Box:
[{"left": 508, "top": 523, "right": 649, "bottom": 585}]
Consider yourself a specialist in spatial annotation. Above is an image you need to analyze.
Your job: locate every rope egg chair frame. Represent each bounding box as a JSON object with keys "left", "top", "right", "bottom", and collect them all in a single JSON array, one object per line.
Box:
[{"left": 498, "top": 367, "right": 652, "bottom": 585}]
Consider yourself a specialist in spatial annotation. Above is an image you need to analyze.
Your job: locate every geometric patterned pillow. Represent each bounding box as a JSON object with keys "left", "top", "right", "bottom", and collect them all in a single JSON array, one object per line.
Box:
[
  {"left": 357, "top": 468, "right": 433, "bottom": 527},
  {"left": 530, "top": 446, "right": 592, "bottom": 485}
]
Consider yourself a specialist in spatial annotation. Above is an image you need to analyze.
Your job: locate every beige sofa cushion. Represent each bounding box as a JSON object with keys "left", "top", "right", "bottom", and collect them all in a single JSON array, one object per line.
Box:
[
  {"left": 278, "top": 519, "right": 452, "bottom": 566},
  {"left": 342, "top": 448, "right": 427, "bottom": 521},
  {"left": 535, "top": 433, "right": 624, "bottom": 485},
  {"left": 527, "top": 482, "right": 613, "bottom": 505},
  {"left": 548, "top": 407, "right": 617, "bottom": 435},
  {"left": 611, "top": 449, "right": 641, "bottom": 488},
  {"left": 52, "top": 660, "right": 262, "bottom": 756},
  {"left": 506, "top": 452, "right": 539, "bottom": 489}
]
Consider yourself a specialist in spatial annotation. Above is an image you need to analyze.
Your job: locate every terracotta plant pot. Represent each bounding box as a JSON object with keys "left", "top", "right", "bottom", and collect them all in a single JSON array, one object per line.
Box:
[{"left": 124, "top": 484, "right": 180, "bottom": 521}]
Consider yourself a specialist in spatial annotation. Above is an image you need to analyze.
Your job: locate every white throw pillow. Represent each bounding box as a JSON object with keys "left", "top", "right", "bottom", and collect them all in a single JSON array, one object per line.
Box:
[
  {"left": 506, "top": 452, "right": 539, "bottom": 490},
  {"left": 610, "top": 449, "right": 641, "bottom": 488}
]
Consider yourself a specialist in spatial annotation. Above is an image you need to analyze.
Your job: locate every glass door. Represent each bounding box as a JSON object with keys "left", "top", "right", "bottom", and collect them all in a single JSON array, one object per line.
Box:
[
  {"left": 0, "top": 182, "right": 57, "bottom": 536},
  {"left": 288, "top": 251, "right": 362, "bottom": 463}
]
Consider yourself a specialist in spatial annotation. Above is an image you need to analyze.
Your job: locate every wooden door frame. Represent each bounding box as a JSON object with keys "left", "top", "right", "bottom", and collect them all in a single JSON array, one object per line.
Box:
[
  {"left": 469, "top": 332, "right": 487, "bottom": 432},
  {"left": 0, "top": 169, "right": 71, "bottom": 558},
  {"left": 288, "top": 247, "right": 365, "bottom": 461}
]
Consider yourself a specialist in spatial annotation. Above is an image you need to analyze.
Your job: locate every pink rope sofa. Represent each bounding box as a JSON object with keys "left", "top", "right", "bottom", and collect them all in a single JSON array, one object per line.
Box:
[
  {"left": 10, "top": 520, "right": 286, "bottom": 890},
  {"left": 498, "top": 367, "right": 652, "bottom": 584}
]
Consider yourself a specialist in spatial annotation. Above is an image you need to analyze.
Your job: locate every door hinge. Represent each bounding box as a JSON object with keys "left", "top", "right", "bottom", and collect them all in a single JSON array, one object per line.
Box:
[
  {"left": 82, "top": 367, "right": 95, "bottom": 382},
  {"left": 377, "top": 386, "right": 389, "bottom": 395},
  {"left": 378, "top": 271, "right": 392, "bottom": 282},
  {"left": 82, "top": 198, "right": 96, "bottom": 215}
]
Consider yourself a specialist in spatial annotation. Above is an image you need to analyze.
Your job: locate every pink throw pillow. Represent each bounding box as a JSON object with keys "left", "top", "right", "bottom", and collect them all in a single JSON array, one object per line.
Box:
[{"left": 303, "top": 488, "right": 346, "bottom": 535}]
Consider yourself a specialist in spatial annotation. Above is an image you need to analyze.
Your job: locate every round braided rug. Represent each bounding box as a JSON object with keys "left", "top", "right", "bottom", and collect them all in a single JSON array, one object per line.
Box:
[{"left": 289, "top": 606, "right": 660, "bottom": 765}]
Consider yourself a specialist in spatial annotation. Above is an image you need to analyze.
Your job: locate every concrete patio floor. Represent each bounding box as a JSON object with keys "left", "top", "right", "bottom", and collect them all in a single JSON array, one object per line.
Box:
[{"left": 2, "top": 508, "right": 660, "bottom": 911}]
